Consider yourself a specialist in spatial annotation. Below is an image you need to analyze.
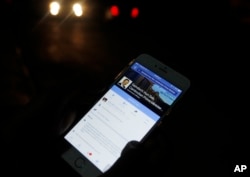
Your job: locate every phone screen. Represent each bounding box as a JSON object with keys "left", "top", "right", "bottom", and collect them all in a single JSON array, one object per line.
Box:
[{"left": 64, "top": 61, "right": 183, "bottom": 173}]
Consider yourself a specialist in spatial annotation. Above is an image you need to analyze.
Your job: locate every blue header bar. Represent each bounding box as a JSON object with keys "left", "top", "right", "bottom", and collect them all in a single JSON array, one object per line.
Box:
[{"left": 131, "top": 62, "right": 182, "bottom": 99}]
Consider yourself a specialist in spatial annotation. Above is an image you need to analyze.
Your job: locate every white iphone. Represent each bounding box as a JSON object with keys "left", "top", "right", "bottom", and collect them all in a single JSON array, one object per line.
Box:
[{"left": 61, "top": 53, "right": 191, "bottom": 177}]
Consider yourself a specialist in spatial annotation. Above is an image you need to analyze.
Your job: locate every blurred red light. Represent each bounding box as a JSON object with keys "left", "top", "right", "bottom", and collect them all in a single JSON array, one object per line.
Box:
[
  {"left": 131, "top": 7, "right": 139, "bottom": 18},
  {"left": 110, "top": 5, "right": 119, "bottom": 17}
]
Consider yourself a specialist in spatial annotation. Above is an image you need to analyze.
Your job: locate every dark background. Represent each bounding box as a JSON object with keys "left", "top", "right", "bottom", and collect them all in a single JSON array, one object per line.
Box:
[{"left": 0, "top": 0, "right": 249, "bottom": 176}]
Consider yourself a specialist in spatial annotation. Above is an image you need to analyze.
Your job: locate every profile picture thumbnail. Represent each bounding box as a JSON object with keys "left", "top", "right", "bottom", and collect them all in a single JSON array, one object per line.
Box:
[{"left": 118, "top": 76, "right": 132, "bottom": 89}]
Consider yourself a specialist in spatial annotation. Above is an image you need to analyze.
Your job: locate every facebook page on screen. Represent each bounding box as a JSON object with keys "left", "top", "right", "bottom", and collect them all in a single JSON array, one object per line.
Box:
[{"left": 64, "top": 62, "right": 182, "bottom": 173}]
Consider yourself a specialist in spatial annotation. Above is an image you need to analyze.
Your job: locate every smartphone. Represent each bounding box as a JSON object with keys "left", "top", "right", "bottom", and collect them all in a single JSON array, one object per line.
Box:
[{"left": 61, "top": 53, "right": 191, "bottom": 177}]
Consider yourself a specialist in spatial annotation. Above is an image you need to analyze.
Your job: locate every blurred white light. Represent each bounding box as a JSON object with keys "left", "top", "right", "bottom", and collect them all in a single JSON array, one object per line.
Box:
[
  {"left": 73, "top": 3, "right": 83, "bottom": 17},
  {"left": 49, "top": 1, "right": 60, "bottom": 16}
]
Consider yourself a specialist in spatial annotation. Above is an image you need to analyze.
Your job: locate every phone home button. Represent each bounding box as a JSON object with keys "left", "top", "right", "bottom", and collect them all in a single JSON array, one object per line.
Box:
[{"left": 74, "top": 157, "right": 86, "bottom": 168}]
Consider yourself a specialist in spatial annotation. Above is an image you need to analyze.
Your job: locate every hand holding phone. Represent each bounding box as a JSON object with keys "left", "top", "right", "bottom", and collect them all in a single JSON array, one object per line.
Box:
[{"left": 61, "top": 53, "right": 191, "bottom": 177}]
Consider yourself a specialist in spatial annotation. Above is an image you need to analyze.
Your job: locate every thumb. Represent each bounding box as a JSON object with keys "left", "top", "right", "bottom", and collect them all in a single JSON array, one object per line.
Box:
[
  {"left": 99, "top": 140, "right": 144, "bottom": 177},
  {"left": 120, "top": 140, "right": 141, "bottom": 156}
]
